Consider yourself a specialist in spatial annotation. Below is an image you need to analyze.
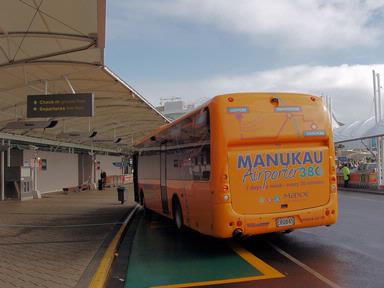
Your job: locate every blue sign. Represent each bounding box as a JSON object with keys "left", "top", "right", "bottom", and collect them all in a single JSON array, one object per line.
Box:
[
  {"left": 275, "top": 106, "right": 301, "bottom": 112},
  {"left": 228, "top": 107, "right": 249, "bottom": 113},
  {"left": 113, "top": 162, "right": 129, "bottom": 168},
  {"left": 304, "top": 130, "right": 326, "bottom": 137}
]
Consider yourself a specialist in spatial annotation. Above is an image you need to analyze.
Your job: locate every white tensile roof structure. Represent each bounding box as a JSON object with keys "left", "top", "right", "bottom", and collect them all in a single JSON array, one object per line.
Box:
[
  {"left": 333, "top": 116, "right": 384, "bottom": 143},
  {"left": 0, "top": 0, "right": 168, "bottom": 153}
]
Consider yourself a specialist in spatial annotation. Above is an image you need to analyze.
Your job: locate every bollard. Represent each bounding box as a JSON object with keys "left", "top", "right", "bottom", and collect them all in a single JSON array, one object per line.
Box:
[{"left": 117, "top": 186, "right": 125, "bottom": 204}]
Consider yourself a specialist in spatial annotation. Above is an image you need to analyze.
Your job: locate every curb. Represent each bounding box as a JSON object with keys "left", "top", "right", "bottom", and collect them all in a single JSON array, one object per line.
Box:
[{"left": 89, "top": 204, "right": 140, "bottom": 288}]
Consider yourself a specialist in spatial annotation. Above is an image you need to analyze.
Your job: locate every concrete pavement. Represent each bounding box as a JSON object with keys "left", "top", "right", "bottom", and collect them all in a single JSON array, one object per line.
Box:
[{"left": 0, "top": 186, "right": 134, "bottom": 288}]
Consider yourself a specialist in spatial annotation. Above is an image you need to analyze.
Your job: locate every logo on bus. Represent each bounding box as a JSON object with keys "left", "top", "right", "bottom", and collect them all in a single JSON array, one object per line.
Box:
[{"left": 237, "top": 151, "right": 324, "bottom": 189}]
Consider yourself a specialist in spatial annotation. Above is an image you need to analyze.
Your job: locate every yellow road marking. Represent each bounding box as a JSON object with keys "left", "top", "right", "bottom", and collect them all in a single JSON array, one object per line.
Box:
[
  {"left": 89, "top": 205, "right": 139, "bottom": 288},
  {"left": 152, "top": 242, "right": 284, "bottom": 288},
  {"left": 153, "top": 275, "right": 282, "bottom": 288},
  {"left": 230, "top": 242, "right": 285, "bottom": 278}
]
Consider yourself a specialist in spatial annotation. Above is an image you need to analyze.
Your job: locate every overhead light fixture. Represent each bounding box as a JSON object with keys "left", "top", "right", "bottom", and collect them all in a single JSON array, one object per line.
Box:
[
  {"left": 93, "top": 137, "right": 123, "bottom": 144},
  {"left": 4, "top": 119, "right": 58, "bottom": 130},
  {"left": 57, "top": 131, "right": 98, "bottom": 139},
  {"left": 28, "top": 145, "right": 39, "bottom": 150}
]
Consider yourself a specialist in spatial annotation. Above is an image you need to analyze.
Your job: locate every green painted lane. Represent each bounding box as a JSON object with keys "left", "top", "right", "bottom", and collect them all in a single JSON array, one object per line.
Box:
[{"left": 125, "top": 213, "right": 262, "bottom": 288}]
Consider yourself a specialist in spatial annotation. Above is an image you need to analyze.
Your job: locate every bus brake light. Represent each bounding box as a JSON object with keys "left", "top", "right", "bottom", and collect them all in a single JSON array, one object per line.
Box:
[{"left": 270, "top": 97, "right": 279, "bottom": 106}]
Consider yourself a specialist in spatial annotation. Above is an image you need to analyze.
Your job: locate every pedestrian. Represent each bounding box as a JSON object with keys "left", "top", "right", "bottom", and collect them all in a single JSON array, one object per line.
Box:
[
  {"left": 101, "top": 170, "right": 107, "bottom": 189},
  {"left": 341, "top": 163, "right": 350, "bottom": 188}
]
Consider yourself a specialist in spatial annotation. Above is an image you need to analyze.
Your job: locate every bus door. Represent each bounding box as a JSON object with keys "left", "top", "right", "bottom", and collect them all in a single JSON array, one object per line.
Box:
[{"left": 160, "top": 144, "right": 169, "bottom": 214}]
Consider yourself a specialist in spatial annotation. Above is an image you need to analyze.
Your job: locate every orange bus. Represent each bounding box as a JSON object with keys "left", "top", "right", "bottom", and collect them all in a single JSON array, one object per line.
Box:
[{"left": 133, "top": 92, "right": 338, "bottom": 238}]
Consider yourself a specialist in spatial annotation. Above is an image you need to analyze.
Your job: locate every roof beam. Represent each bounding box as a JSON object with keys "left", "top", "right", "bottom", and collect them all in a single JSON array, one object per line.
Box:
[
  {"left": 0, "top": 132, "right": 118, "bottom": 153},
  {"left": 0, "top": 41, "right": 96, "bottom": 68},
  {"left": 0, "top": 32, "right": 95, "bottom": 41}
]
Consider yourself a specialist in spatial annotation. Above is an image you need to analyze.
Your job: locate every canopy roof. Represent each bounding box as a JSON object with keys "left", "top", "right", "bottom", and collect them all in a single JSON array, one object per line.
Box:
[
  {"left": 0, "top": 0, "right": 168, "bottom": 153},
  {"left": 333, "top": 116, "right": 384, "bottom": 143}
]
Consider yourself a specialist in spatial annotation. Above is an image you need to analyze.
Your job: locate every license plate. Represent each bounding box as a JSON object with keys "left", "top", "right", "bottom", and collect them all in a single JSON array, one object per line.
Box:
[{"left": 276, "top": 216, "right": 295, "bottom": 227}]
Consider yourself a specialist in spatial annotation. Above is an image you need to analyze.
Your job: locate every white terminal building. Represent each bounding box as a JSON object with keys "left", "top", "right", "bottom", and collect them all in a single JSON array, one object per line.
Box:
[{"left": 157, "top": 98, "right": 196, "bottom": 121}]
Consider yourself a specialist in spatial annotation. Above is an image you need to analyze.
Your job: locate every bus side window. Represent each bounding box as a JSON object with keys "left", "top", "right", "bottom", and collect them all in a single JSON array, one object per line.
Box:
[
  {"left": 194, "top": 109, "right": 210, "bottom": 142},
  {"left": 201, "top": 145, "right": 211, "bottom": 181}
]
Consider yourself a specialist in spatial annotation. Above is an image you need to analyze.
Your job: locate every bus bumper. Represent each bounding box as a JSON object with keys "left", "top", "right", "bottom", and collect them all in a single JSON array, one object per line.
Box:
[{"left": 212, "top": 193, "right": 338, "bottom": 238}]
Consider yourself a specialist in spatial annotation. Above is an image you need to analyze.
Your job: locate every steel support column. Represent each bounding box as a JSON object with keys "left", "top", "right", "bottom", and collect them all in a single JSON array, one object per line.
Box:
[{"left": 1, "top": 139, "right": 4, "bottom": 201}]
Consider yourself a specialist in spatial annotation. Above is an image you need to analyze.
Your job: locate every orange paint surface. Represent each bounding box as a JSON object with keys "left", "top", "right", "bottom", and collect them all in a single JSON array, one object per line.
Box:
[{"left": 136, "top": 93, "right": 337, "bottom": 238}]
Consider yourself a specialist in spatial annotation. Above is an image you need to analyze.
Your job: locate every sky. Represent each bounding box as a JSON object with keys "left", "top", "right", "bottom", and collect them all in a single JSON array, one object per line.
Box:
[{"left": 105, "top": 0, "right": 384, "bottom": 124}]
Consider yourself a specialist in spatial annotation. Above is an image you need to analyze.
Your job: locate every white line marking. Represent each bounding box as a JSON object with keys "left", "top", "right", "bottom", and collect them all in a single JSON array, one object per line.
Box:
[{"left": 268, "top": 241, "right": 341, "bottom": 288}]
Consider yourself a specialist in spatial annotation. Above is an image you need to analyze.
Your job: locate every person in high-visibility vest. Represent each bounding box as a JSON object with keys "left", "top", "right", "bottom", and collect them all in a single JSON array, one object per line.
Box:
[{"left": 341, "top": 164, "right": 351, "bottom": 188}]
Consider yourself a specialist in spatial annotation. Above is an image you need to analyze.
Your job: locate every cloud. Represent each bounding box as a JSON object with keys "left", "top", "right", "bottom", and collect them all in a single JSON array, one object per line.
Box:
[
  {"left": 112, "top": 0, "right": 384, "bottom": 49},
  {"left": 133, "top": 64, "right": 384, "bottom": 124}
]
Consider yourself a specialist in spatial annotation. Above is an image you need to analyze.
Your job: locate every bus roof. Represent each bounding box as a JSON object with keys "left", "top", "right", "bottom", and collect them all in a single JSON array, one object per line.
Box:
[{"left": 134, "top": 92, "right": 321, "bottom": 147}]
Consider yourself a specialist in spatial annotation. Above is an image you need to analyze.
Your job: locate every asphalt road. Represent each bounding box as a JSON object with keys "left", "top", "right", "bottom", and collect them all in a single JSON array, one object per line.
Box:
[
  {"left": 240, "top": 190, "right": 384, "bottom": 288},
  {"left": 112, "top": 190, "right": 384, "bottom": 288}
]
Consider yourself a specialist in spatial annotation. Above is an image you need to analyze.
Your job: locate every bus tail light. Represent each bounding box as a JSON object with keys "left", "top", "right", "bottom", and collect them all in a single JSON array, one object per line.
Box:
[
  {"left": 330, "top": 175, "right": 336, "bottom": 183},
  {"left": 236, "top": 220, "right": 242, "bottom": 227},
  {"left": 228, "top": 97, "right": 234, "bottom": 102},
  {"left": 223, "top": 184, "right": 229, "bottom": 191},
  {"left": 270, "top": 97, "right": 279, "bottom": 106},
  {"left": 325, "top": 209, "right": 330, "bottom": 216}
]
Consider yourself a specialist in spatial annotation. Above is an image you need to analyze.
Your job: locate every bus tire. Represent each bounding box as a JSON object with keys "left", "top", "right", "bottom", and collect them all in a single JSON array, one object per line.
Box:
[{"left": 172, "top": 197, "right": 184, "bottom": 231}]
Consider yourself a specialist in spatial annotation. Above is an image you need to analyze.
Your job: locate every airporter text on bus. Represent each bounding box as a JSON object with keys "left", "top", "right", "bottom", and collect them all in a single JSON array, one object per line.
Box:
[{"left": 133, "top": 92, "right": 338, "bottom": 238}]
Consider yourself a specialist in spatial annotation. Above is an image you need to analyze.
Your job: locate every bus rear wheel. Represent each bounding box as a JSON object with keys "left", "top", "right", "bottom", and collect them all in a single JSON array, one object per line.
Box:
[{"left": 173, "top": 199, "right": 184, "bottom": 231}]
